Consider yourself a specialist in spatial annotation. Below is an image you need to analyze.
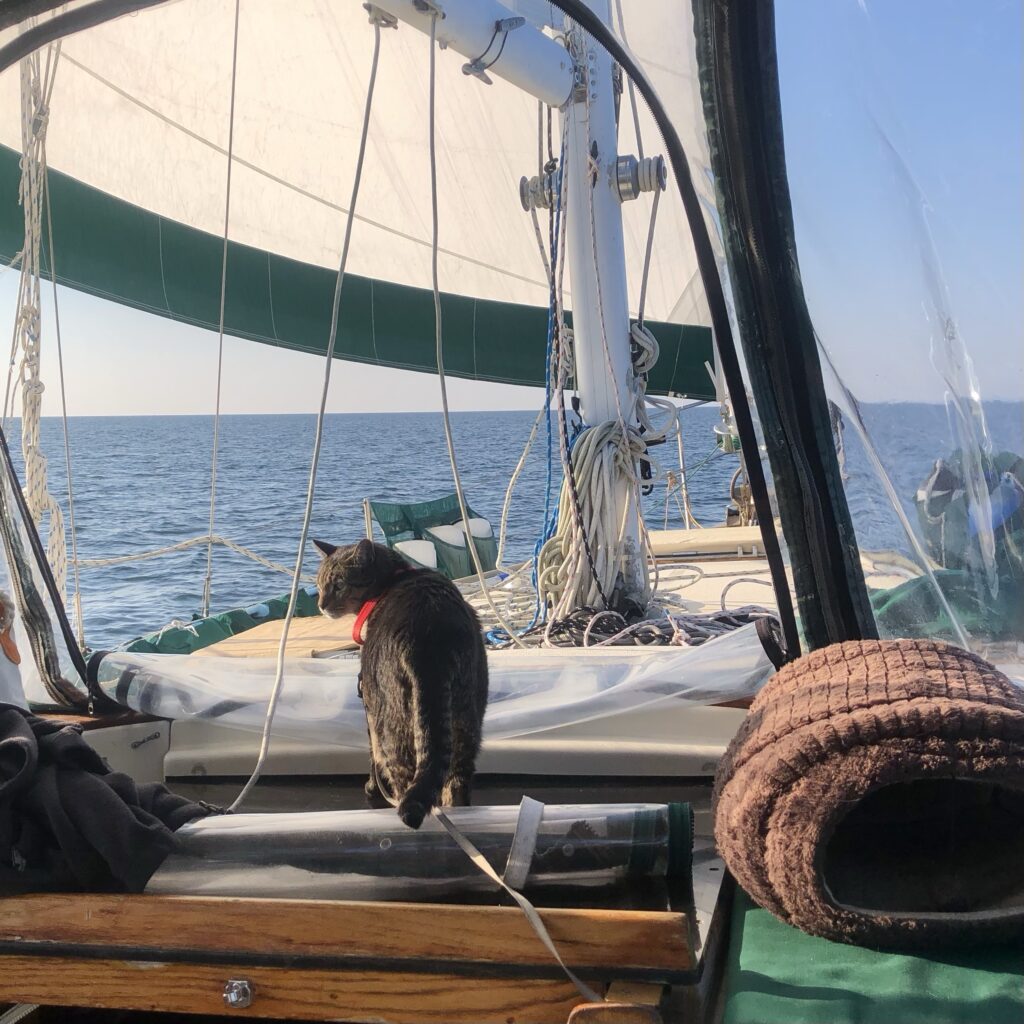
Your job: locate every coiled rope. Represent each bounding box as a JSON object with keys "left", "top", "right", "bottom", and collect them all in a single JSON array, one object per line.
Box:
[{"left": 535, "top": 28, "right": 679, "bottom": 627}]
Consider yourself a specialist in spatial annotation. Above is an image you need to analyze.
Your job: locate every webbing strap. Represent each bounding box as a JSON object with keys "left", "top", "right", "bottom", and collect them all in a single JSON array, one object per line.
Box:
[
  {"left": 365, "top": 726, "right": 599, "bottom": 998},
  {"left": 433, "top": 804, "right": 602, "bottom": 1003},
  {"left": 503, "top": 795, "right": 544, "bottom": 891}
]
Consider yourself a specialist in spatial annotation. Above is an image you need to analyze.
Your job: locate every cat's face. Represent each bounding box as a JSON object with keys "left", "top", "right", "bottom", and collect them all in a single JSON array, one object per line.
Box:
[{"left": 314, "top": 538, "right": 391, "bottom": 618}]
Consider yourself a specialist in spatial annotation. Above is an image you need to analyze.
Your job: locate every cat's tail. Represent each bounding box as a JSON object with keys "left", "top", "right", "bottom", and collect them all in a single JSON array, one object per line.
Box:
[{"left": 397, "top": 665, "right": 452, "bottom": 830}]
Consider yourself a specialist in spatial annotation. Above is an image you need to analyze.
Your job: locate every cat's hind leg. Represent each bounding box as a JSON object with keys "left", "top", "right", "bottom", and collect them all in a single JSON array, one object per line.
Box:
[
  {"left": 440, "top": 717, "right": 480, "bottom": 807},
  {"left": 364, "top": 764, "right": 392, "bottom": 808},
  {"left": 397, "top": 660, "right": 452, "bottom": 829},
  {"left": 363, "top": 708, "right": 400, "bottom": 808},
  {"left": 440, "top": 775, "right": 471, "bottom": 807}
]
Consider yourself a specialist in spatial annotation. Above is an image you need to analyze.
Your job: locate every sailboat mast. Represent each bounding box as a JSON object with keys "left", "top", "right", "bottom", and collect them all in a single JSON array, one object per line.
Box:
[
  {"left": 560, "top": 0, "right": 644, "bottom": 606},
  {"left": 365, "top": 0, "right": 647, "bottom": 611}
]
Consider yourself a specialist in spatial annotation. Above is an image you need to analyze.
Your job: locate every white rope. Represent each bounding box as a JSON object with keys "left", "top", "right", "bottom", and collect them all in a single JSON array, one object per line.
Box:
[
  {"left": 0, "top": 1004, "right": 40, "bottom": 1024},
  {"left": 636, "top": 186, "right": 660, "bottom": 325},
  {"left": 77, "top": 533, "right": 316, "bottom": 582},
  {"left": 538, "top": 419, "right": 645, "bottom": 622},
  {"left": 460, "top": 559, "right": 540, "bottom": 636},
  {"left": 612, "top": 0, "right": 644, "bottom": 162},
  {"left": 202, "top": 0, "right": 242, "bottom": 619},
  {"left": 14, "top": 46, "right": 68, "bottom": 602},
  {"left": 425, "top": 14, "right": 526, "bottom": 649},
  {"left": 432, "top": 806, "right": 601, "bottom": 1003},
  {"left": 674, "top": 408, "right": 703, "bottom": 529},
  {"left": 229, "top": 16, "right": 384, "bottom": 812},
  {"left": 720, "top": 577, "right": 775, "bottom": 610},
  {"left": 496, "top": 404, "right": 545, "bottom": 569}
]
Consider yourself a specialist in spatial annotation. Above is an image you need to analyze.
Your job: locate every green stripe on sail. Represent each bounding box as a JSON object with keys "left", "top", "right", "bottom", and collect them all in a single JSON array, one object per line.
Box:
[{"left": 0, "top": 145, "right": 715, "bottom": 400}]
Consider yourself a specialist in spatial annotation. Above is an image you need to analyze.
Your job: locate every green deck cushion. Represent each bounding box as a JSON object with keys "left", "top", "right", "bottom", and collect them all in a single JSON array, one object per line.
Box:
[{"left": 722, "top": 892, "right": 1024, "bottom": 1024}]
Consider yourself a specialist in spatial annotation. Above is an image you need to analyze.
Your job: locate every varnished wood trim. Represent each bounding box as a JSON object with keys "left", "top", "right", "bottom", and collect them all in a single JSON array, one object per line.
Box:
[
  {"left": 0, "top": 954, "right": 587, "bottom": 1023},
  {"left": 0, "top": 893, "right": 693, "bottom": 975}
]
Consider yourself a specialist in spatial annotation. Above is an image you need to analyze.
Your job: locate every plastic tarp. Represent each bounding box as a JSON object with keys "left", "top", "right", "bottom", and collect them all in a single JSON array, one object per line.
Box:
[
  {"left": 146, "top": 802, "right": 685, "bottom": 904},
  {"left": 0, "top": 428, "right": 86, "bottom": 708},
  {"left": 774, "top": 1, "right": 1023, "bottom": 668},
  {"left": 96, "top": 621, "right": 773, "bottom": 747}
]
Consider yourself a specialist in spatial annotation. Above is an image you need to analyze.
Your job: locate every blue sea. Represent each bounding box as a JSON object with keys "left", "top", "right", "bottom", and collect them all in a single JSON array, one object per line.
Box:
[{"left": 6, "top": 402, "right": 1022, "bottom": 649}]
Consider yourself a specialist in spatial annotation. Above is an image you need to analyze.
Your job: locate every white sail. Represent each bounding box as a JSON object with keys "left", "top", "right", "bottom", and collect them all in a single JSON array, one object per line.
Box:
[{"left": 0, "top": 0, "right": 716, "bottom": 326}]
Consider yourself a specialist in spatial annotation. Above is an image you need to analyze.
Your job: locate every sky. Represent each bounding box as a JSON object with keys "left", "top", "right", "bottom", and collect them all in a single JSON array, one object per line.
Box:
[
  {"left": 0, "top": 0, "right": 1020, "bottom": 417},
  {"left": 775, "top": 0, "right": 1023, "bottom": 408}
]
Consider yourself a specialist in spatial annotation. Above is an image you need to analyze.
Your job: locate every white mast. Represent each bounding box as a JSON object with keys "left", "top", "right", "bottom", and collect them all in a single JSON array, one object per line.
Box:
[
  {"left": 368, "top": 0, "right": 649, "bottom": 611},
  {"left": 559, "top": 0, "right": 645, "bottom": 607}
]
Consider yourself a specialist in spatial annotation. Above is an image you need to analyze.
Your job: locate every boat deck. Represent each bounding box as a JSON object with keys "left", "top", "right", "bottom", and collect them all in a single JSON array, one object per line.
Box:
[{"left": 0, "top": 767, "right": 730, "bottom": 1023}]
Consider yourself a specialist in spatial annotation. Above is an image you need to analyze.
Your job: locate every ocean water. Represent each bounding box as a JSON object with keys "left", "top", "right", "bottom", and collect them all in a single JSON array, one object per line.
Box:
[{"left": 6, "top": 402, "right": 1022, "bottom": 649}]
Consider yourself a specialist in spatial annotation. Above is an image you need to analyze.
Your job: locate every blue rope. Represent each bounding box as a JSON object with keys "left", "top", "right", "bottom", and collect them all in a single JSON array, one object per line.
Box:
[
  {"left": 529, "top": 142, "right": 568, "bottom": 627},
  {"left": 487, "top": 141, "right": 568, "bottom": 647}
]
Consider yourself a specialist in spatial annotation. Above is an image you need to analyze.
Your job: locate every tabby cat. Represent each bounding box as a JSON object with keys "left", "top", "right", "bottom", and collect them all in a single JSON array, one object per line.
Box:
[{"left": 314, "top": 538, "right": 489, "bottom": 829}]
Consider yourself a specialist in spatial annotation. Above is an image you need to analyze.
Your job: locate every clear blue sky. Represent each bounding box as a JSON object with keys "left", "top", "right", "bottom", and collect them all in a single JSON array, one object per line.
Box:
[
  {"left": 776, "top": 0, "right": 1022, "bottom": 406},
  {"left": 1, "top": 0, "right": 1019, "bottom": 416}
]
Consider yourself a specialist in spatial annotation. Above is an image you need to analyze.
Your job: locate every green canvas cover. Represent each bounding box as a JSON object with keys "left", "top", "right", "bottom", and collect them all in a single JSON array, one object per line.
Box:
[
  {"left": 120, "top": 586, "right": 321, "bottom": 655},
  {"left": 369, "top": 494, "right": 498, "bottom": 580},
  {"left": 870, "top": 568, "right": 1024, "bottom": 645},
  {"left": 722, "top": 891, "right": 1024, "bottom": 1024},
  {"left": 0, "top": 145, "right": 716, "bottom": 400}
]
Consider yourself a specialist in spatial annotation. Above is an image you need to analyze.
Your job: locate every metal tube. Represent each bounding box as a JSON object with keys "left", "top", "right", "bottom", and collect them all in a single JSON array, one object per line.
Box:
[
  {"left": 560, "top": 0, "right": 643, "bottom": 603},
  {"left": 369, "top": 0, "right": 573, "bottom": 108}
]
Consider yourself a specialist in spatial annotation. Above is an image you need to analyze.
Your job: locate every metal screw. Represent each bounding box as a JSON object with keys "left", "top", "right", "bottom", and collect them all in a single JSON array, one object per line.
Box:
[{"left": 223, "top": 979, "right": 254, "bottom": 1010}]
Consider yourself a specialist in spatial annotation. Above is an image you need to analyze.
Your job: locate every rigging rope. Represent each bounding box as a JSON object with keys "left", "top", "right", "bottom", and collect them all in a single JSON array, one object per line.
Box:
[
  {"left": 202, "top": 0, "right": 242, "bottom": 619},
  {"left": 77, "top": 533, "right": 316, "bottom": 582},
  {"left": 495, "top": 404, "right": 544, "bottom": 570},
  {"left": 426, "top": 13, "right": 526, "bottom": 650},
  {"left": 13, "top": 45, "right": 68, "bottom": 603},
  {"left": 612, "top": 0, "right": 644, "bottom": 162},
  {"left": 230, "top": 14, "right": 384, "bottom": 812},
  {"left": 42, "top": 127, "right": 84, "bottom": 646}
]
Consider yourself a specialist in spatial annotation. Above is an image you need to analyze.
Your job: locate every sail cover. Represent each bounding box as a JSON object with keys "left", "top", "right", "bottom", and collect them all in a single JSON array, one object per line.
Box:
[{"left": 0, "top": 0, "right": 718, "bottom": 398}]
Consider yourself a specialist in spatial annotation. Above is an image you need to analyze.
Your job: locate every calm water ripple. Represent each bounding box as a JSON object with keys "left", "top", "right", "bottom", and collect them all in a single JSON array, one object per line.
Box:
[{"left": 5, "top": 402, "right": 1021, "bottom": 648}]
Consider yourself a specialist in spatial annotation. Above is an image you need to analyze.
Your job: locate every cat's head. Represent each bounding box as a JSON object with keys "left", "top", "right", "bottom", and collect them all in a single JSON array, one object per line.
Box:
[{"left": 313, "top": 538, "right": 407, "bottom": 618}]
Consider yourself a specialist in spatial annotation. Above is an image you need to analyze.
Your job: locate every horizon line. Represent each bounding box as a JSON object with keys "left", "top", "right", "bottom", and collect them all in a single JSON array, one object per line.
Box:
[{"left": 14, "top": 397, "right": 1024, "bottom": 419}]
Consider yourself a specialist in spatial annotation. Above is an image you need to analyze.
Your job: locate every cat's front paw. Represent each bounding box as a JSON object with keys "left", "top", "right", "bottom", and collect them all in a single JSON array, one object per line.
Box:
[{"left": 397, "top": 797, "right": 428, "bottom": 830}]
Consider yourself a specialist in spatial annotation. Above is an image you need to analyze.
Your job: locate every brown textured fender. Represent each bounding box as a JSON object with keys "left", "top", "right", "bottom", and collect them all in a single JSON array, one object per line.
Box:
[{"left": 713, "top": 639, "right": 1024, "bottom": 948}]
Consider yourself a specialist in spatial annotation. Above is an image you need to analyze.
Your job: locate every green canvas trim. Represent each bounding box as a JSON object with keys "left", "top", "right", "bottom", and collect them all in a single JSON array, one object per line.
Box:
[
  {"left": 120, "top": 586, "right": 321, "bottom": 655},
  {"left": 0, "top": 145, "right": 716, "bottom": 400},
  {"left": 723, "top": 891, "right": 1024, "bottom": 1024}
]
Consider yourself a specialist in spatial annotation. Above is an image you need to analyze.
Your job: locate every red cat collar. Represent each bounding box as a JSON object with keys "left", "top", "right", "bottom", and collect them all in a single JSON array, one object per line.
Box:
[
  {"left": 352, "top": 598, "right": 378, "bottom": 646},
  {"left": 351, "top": 567, "right": 417, "bottom": 646}
]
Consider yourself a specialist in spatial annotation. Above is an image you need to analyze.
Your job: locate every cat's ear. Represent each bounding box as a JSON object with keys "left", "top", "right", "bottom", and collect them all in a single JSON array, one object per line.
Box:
[
  {"left": 354, "top": 538, "right": 375, "bottom": 567},
  {"left": 312, "top": 539, "right": 337, "bottom": 558}
]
